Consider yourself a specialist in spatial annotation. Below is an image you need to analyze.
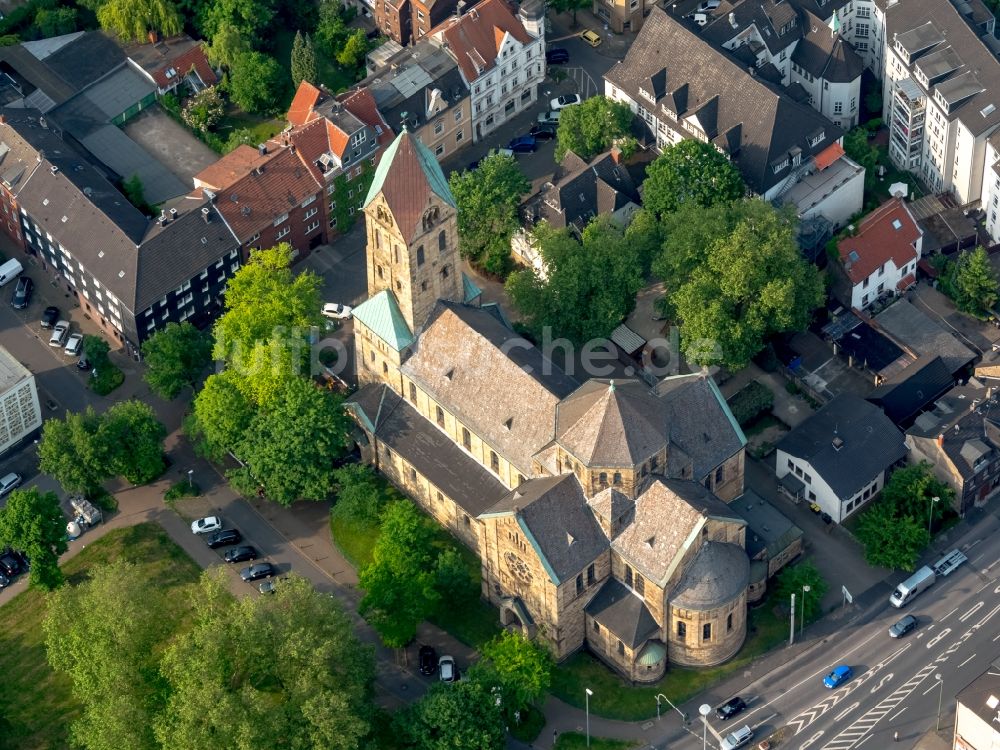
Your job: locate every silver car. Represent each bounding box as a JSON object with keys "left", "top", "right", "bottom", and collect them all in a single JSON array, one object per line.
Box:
[{"left": 48, "top": 320, "right": 69, "bottom": 347}]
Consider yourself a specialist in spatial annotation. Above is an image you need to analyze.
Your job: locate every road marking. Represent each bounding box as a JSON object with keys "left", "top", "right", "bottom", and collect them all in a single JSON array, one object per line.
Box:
[
  {"left": 959, "top": 601, "right": 984, "bottom": 622},
  {"left": 926, "top": 628, "right": 951, "bottom": 649},
  {"left": 752, "top": 714, "right": 777, "bottom": 731},
  {"left": 835, "top": 703, "right": 860, "bottom": 722},
  {"left": 923, "top": 681, "right": 942, "bottom": 696},
  {"left": 993, "top": 631, "right": 1000, "bottom": 642},
  {"left": 940, "top": 606, "right": 958, "bottom": 622},
  {"left": 870, "top": 674, "right": 893, "bottom": 694},
  {"left": 959, "top": 653, "right": 977, "bottom": 668},
  {"left": 984, "top": 557, "right": 1000, "bottom": 572},
  {"left": 800, "top": 731, "right": 824, "bottom": 749},
  {"left": 855, "top": 735, "right": 872, "bottom": 748},
  {"left": 888, "top": 706, "right": 907, "bottom": 723}
]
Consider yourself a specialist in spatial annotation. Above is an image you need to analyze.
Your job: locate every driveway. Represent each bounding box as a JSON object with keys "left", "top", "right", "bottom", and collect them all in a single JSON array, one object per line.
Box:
[{"left": 123, "top": 106, "right": 220, "bottom": 186}]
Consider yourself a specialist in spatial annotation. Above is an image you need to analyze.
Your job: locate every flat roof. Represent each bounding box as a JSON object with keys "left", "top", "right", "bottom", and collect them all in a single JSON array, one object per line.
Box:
[{"left": 0, "top": 346, "right": 31, "bottom": 393}]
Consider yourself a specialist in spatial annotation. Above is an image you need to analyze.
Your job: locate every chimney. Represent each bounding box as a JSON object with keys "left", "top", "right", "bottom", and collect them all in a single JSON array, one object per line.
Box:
[
  {"left": 158, "top": 210, "right": 167, "bottom": 227},
  {"left": 49, "top": 165, "right": 58, "bottom": 174},
  {"left": 169, "top": 207, "right": 177, "bottom": 221},
  {"left": 610, "top": 145, "right": 622, "bottom": 164},
  {"left": 148, "top": 30, "right": 158, "bottom": 44},
  {"left": 0, "top": 114, "right": 5, "bottom": 124},
  {"left": 201, "top": 206, "right": 211, "bottom": 223},
  {"left": 937, "top": 433, "right": 944, "bottom": 447},
  {"left": 289, "top": 144, "right": 295, "bottom": 154},
  {"left": 258, "top": 143, "right": 267, "bottom": 156}
]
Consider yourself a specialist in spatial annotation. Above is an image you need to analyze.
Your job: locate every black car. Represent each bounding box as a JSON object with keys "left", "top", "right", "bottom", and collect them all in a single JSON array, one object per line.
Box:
[
  {"left": 206, "top": 528, "right": 242, "bottom": 549},
  {"left": 11, "top": 276, "right": 32, "bottom": 309},
  {"left": 240, "top": 562, "right": 276, "bottom": 582},
  {"left": 716, "top": 696, "right": 748, "bottom": 721},
  {"left": 419, "top": 645, "right": 438, "bottom": 675},
  {"left": 0, "top": 572, "right": 8, "bottom": 589},
  {"left": 224, "top": 545, "right": 258, "bottom": 563},
  {"left": 530, "top": 123, "right": 557, "bottom": 141},
  {"left": 0, "top": 553, "right": 20, "bottom": 577},
  {"left": 545, "top": 48, "right": 569, "bottom": 64},
  {"left": 40, "top": 306, "right": 59, "bottom": 328},
  {"left": 77, "top": 356, "right": 91, "bottom": 371},
  {"left": 889, "top": 614, "right": 918, "bottom": 638}
]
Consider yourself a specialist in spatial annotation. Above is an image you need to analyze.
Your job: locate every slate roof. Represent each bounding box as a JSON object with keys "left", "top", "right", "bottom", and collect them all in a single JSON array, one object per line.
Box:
[
  {"left": 402, "top": 301, "right": 578, "bottom": 474},
  {"left": 605, "top": 7, "right": 841, "bottom": 196},
  {"left": 670, "top": 541, "right": 750, "bottom": 611},
  {"left": 40, "top": 31, "right": 125, "bottom": 92},
  {"left": 612, "top": 478, "right": 745, "bottom": 586},
  {"left": 483, "top": 473, "right": 610, "bottom": 584},
  {"left": 585, "top": 578, "right": 659, "bottom": 648},
  {"left": 955, "top": 657, "right": 1000, "bottom": 734},
  {"left": 525, "top": 150, "right": 640, "bottom": 230},
  {"left": 700, "top": 0, "right": 801, "bottom": 56},
  {"left": 365, "top": 128, "right": 455, "bottom": 240},
  {"left": 834, "top": 319, "right": 908, "bottom": 374},
  {"left": 777, "top": 393, "right": 907, "bottom": 500},
  {"left": 874, "top": 300, "right": 976, "bottom": 376},
  {"left": 435, "top": 0, "right": 533, "bottom": 83},
  {"left": 838, "top": 198, "right": 921, "bottom": 285},
  {"left": 353, "top": 290, "right": 416, "bottom": 351},
  {"left": 125, "top": 34, "right": 217, "bottom": 90},
  {"left": 556, "top": 379, "right": 669, "bottom": 467},
  {"left": 867, "top": 354, "right": 954, "bottom": 426},
  {"left": 792, "top": 12, "right": 864, "bottom": 83},
  {"left": 345, "top": 383, "right": 508, "bottom": 515},
  {"left": 731, "top": 490, "right": 803, "bottom": 562}
]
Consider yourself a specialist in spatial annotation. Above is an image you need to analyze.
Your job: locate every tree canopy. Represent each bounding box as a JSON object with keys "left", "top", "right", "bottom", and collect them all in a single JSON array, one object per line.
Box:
[
  {"left": 448, "top": 152, "right": 530, "bottom": 277},
  {"left": 642, "top": 140, "right": 745, "bottom": 218},
  {"left": 188, "top": 369, "right": 255, "bottom": 461},
  {"left": 226, "top": 51, "right": 287, "bottom": 116},
  {"left": 478, "top": 630, "right": 552, "bottom": 717},
  {"left": 554, "top": 95, "right": 636, "bottom": 162},
  {"left": 180, "top": 86, "right": 224, "bottom": 133},
  {"left": 141, "top": 321, "right": 213, "bottom": 399},
  {"left": 773, "top": 561, "right": 827, "bottom": 624},
  {"left": 100, "top": 400, "right": 167, "bottom": 485},
  {"left": 398, "top": 677, "right": 506, "bottom": 750},
  {"left": 331, "top": 462, "right": 391, "bottom": 525},
  {"left": 97, "top": 0, "right": 182, "bottom": 42},
  {"left": 291, "top": 30, "right": 318, "bottom": 88},
  {"left": 38, "top": 407, "right": 109, "bottom": 495},
  {"left": 0, "top": 487, "right": 67, "bottom": 590},
  {"left": 546, "top": 0, "right": 590, "bottom": 24},
  {"left": 950, "top": 246, "right": 999, "bottom": 317}
]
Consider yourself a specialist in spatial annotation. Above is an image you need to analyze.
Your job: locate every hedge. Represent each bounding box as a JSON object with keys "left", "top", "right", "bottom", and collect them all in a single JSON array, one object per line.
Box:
[{"left": 728, "top": 380, "right": 775, "bottom": 427}]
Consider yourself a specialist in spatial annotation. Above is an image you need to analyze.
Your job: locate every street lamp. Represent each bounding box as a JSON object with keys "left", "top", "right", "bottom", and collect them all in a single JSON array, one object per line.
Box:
[
  {"left": 801, "top": 584, "right": 811, "bottom": 636},
  {"left": 187, "top": 469, "right": 194, "bottom": 493},
  {"left": 935, "top": 673, "right": 944, "bottom": 731},
  {"left": 929, "top": 496, "right": 940, "bottom": 536},
  {"left": 655, "top": 693, "right": 687, "bottom": 723},
  {"left": 585, "top": 688, "right": 593, "bottom": 748},
  {"left": 699, "top": 704, "right": 712, "bottom": 750}
]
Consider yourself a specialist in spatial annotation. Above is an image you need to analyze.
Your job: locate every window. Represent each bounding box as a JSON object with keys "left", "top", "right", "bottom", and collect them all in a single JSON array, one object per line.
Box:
[
  {"left": 441, "top": 265, "right": 449, "bottom": 279},
  {"left": 433, "top": 120, "right": 444, "bottom": 135},
  {"left": 617, "top": 640, "right": 625, "bottom": 655},
  {"left": 304, "top": 206, "right": 318, "bottom": 219},
  {"left": 382, "top": 362, "right": 388, "bottom": 375},
  {"left": 435, "top": 144, "right": 445, "bottom": 157},
  {"left": 409, "top": 467, "right": 417, "bottom": 482},
  {"left": 634, "top": 574, "right": 645, "bottom": 596},
  {"left": 677, "top": 621, "right": 686, "bottom": 638},
  {"left": 305, "top": 221, "right": 320, "bottom": 234},
  {"left": 599, "top": 472, "right": 607, "bottom": 485},
  {"left": 834, "top": 101, "right": 843, "bottom": 115},
  {"left": 727, "top": 613, "right": 733, "bottom": 632},
  {"left": 703, "top": 622, "right": 712, "bottom": 641},
  {"left": 587, "top": 563, "right": 595, "bottom": 585},
  {"left": 276, "top": 226, "right": 290, "bottom": 240},
  {"left": 436, "top": 406, "right": 445, "bottom": 427},
  {"left": 409, "top": 382, "right": 417, "bottom": 402},
  {"left": 576, "top": 574, "right": 583, "bottom": 595},
  {"left": 490, "top": 451, "right": 499, "bottom": 473},
  {"left": 417, "top": 246, "right": 425, "bottom": 266},
  {"left": 715, "top": 466, "right": 724, "bottom": 484},
  {"left": 462, "top": 427, "right": 471, "bottom": 449},
  {"left": 438, "top": 230, "right": 447, "bottom": 252},
  {"left": 455, "top": 129, "right": 464, "bottom": 142},
  {"left": 454, "top": 109, "right": 463, "bottom": 122},
  {"left": 624, "top": 564, "right": 633, "bottom": 587},
  {"left": 593, "top": 620, "right": 600, "bottom": 633},
  {"left": 613, "top": 472, "right": 622, "bottom": 486}
]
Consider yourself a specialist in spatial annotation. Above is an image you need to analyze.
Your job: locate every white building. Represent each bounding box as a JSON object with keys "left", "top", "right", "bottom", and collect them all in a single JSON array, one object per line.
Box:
[
  {"left": 775, "top": 394, "right": 906, "bottom": 523},
  {"left": 0, "top": 346, "right": 41, "bottom": 456},
  {"left": 432, "top": 0, "right": 545, "bottom": 143},
  {"left": 953, "top": 656, "right": 1000, "bottom": 750}
]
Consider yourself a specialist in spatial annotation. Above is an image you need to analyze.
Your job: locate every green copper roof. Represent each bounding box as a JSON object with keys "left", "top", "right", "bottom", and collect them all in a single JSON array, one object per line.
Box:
[
  {"left": 364, "top": 128, "right": 456, "bottom": 209},
  {"left": 462, "top": 272, "right": 482, "bottom": 304},
  {"left": 636, "top": 640, "right": 666, "bottom": 666},
  {"left": 352, "top": 290, "right": 415, "bottom": 351}
]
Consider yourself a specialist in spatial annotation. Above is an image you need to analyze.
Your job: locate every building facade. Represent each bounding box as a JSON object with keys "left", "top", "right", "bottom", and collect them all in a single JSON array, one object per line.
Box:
[
  {"left": 0, "top": 347, "right": 41, "bottom": 456},
  {"left": 953, "top": 657, "right": 1000, "bottom": 750},
  {"left": 593, "top": 0, "right": 646, "bottom": 34}
]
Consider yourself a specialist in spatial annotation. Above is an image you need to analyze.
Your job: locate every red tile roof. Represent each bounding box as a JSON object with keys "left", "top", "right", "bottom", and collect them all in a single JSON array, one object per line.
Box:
[
  {"left": 838, "top": 198, "right": 922, "bottom": 285},
  {"left": 193, "top": 145, "right": 260, "bottom": 191},
  {"left": 127, "top": 35, "right": 217, "bottom": 90},
  {"left": 339, "top": 87, "right": 394, "bottom": 147},
  {"left": 896, "top": 272, "right": 917, "bottom": 291},
  {"left": 814, "top": 142, "right": 845, "bottom": 171},
  {"left": 437, "top": 0, "right": 531, "bottom": 82},
  {"left": 287, "top": 81, "right": 326, "bottom": 127}
]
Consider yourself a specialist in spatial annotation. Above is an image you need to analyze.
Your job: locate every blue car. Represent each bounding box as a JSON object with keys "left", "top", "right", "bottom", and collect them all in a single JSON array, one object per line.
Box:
[
  {"left": 507, "top": 135, "right": 537, "bottom": 153},
  {"left": 823, "top": 665, "right": 853, "bottom": 688}
]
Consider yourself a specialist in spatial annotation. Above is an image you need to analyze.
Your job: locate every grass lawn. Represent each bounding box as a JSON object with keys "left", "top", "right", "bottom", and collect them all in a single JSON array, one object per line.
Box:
[
  {"left": 554, "top": 733, "right": 641, "bottom": 750},
  {"left": 216, "top": 108, "right": 285, "bottom": 146},
  {"left": 549, "top": 592, "right": 788, "bottom": 721},
  {"left": 744, "top": 413, "right": 783, "bottom": 437},
  {"left": 0, "top": 523, "right": 202, "bottom": 750},
  {"left": 329, "top": 513, "right": 382, "bottom": 568}
]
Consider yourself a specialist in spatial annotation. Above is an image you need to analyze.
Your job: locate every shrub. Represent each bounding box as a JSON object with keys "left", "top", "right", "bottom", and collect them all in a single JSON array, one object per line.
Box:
[
  {"left": 164, "top": 480, "right": 202, "bottom": 508},
  {"left": 727, "top": 381, "right": 774, "bottom": 427},
  {"left": 90, "top": 366, "right": 124, "bottom": 396}
]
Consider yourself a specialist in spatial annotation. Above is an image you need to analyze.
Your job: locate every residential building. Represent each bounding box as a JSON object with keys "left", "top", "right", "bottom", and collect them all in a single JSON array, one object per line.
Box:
[
  {"left": 124, "top": 33, "right": 217, "bottom": 95},
  {"left": 874, "top": 299, "right": 977, "bottom": 380},
  {"left": 593, "top": 0, "right": 646, "bottom": 34},
  {"left": 360, "top": 39, "right": 472, "bottom": 162},
  {"left": 731, "top": 490, "right": 803, "bottom": 602},
  {"left": 776, "top": 393, "right": 907, "bottom": 523},
  {"left": 953, "top": 656, "right": 1000, "bottom": 750},
  {"left": 905, "top": 381, "right": 1000, "bottom": 516},
  {"left": 410, "top": 0, "right": 462, "bottom": 43},
  {"left": 431, "top": 0, "right": 545, "bottom": 142},
  {"left": 375, "top": 0, "right": 412, "bottom": 46},
  {"left": 835, "top": 198, "right": 923, "bottom": 311},
  {"left": 346, "top": 129, "right": 754, "bottom": 680},
  {"left": 867, "top": 354, "right": 954, "bottom": 427},
  {"left": 0, "top": 346, "right": 41, "bottom": 456}
]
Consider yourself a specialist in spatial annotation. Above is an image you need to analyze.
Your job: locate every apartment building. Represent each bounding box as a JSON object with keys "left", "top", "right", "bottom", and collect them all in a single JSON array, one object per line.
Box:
[
  {"left": 593, "top": 0, "right": 647, "bottom": 34},
  {"left": 0, "top": 347, "right": 41, "bottom": 456}
]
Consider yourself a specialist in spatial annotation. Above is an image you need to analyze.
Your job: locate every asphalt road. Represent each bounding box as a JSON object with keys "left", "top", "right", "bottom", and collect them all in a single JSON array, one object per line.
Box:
[{"left": 670, "top": 510, "right": 1000, "bottom": 750}]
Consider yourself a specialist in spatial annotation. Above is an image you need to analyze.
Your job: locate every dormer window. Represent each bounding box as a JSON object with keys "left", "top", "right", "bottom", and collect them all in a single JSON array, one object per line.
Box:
[
  {"left": 771, "top": 157, "right": 790, "bottom": 174},
  {"left": 808, "top": 130, "right": 825, "bottom": 147},
  {"left": 638, "top": 86, "right": 655, "bottom": 104}
]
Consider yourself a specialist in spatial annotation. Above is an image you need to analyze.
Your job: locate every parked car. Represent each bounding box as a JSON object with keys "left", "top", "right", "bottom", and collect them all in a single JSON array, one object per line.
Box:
[
  {"left": 11, "top": 276, "right": 32, "bottom": 309},
  {"left": 0, "top": 572, "right": 9, "bottom": 589},
  {"left": 0, "top": 472, "right": 21, "bottom": 497},
  {"left": 0, "top": 552, "right": 20, "bottom": 576},
  {"left": 438, "top": 655, "right": 458, "bottom": 682},
  {"left": 419, "top": 645, "right": 438, "bottom": 676},
  {"left": 48, "top": 320, "right": 70, "bottom": 347},
  {"left": 240, "top": 562, "right": 276, "bottom": 582},
  {"left": 63, "top": 333, "right": 84, "bottom": 357},
  {"left": 545, "top": 47, "right": 569, "bottom": 64},
  {"left": 530, "top": 123, "right": 557, "bottom": 140},
  {"left": 716, "top": 696, "right": 748, "bottom": 720},
  {"left": 580, "top": 29, "right": 602, "bottom": 47},
  {"left": 206, "top": 528, "right": 242, "bottom": 549},
  {"left": 224, "top": 546, "right": 258, "bottom": 563},
  {"left": 537, "top": 110, "right": 561, "bottom": 125},
  {"left": 507, "top": 135, "right": 537, "bottom": 153},
  {"left": 322, "top": 302, "right": 353, "bottom": 320},
  {"left": 77, "top": 356, "right": 91, "bottom": 371},
  {"left": 697, "top": 0, "right": 720, "bottom": 10},
  {"left": 40, "top": 306, "right": 59, "bottom": 328},
  {"left": 550, "top": 94, "right": 582, "bottom": 110},
  {"left": 889, "top": 614, "right": 918, "bottom": 638},
  {"left": 719, "top": 725, "right": 754, "bottom": 750},
  {"left": 190, "top": 516, "right": 223, "bottom": 535},
  {"left": 258, "top": 578, "right": 279, "bottom": 594},
  {"left": 823, "top": 665, "right": 853, "bottom": 688}
]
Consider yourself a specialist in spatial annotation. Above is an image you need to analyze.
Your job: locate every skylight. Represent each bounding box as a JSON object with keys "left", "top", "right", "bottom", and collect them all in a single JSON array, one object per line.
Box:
[{"left": 892, "top": 219, "right": 903, "bottom": 230}]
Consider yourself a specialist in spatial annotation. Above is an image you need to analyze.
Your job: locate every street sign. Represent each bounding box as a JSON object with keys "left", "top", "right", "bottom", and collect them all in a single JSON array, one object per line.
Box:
[{"left": 842, "top": 585, "right": 853, "bottom": 605}]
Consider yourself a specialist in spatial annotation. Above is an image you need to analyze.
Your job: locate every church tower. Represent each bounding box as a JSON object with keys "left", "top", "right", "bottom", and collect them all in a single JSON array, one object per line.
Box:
[{"left": 352, "top": 128, "right": 463, "bottom": 388}]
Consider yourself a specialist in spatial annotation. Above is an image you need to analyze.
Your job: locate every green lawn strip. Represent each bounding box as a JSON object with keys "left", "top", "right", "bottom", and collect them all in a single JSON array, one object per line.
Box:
[
  {"left": 216, "top": 108, "right": 285, "bottom": 145},
  {"left": 0, "top": 523, "right": 202, "bottom": 750},
  {"left": 329, "top": 513, "right": 381, "bottom": 568},
  {"left": 554, "top": 732, "right": 641, "bottom": 750},
  {"left": 549, "top": 594, "right": 788, "bottom": 721}
]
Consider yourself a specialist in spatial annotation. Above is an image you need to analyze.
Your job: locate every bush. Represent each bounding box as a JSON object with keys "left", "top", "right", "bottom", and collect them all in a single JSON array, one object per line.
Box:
[
  {"left": 509, "top": 703, "right": 545, "bottom": 742},
  {"left": 164, "top": 480, "right": 202, "bottom": 506},
  {"left": 89, "top": 366, "right": 124, "bottom": 396},
  {"left": 727, "top": 381, "right": 774, "bottom": 427}
]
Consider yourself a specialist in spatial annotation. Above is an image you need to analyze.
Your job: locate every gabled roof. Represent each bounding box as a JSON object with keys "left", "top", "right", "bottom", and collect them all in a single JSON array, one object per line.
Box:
[
  {"left": 585, "top": 578, "right": 659, "bottom": 648},
  {"left": 435, "top": 0, "right": 533, "bottom": 83},
  {"left": 338, "top": 87, "right": 394, "bottom": 148},
  {"left": 125, "top": 34, "right": 217, "bottom": 90},
  {"left": 605, "top": 7, "right": 842, "bottom": 195},
  {"left": 364, "top": 128, "right": 455, "bottom": 240},
  {"left": 193, "top": 145, "right": 260, "bottom": 191},
  {"left": 287, "top": 81, "right": 326, "bottom": 127},
  {"left": 792, "top": 12, "right": 864, "bottom": 84},
  {"left": 352, "top": 290, "right": 415, "bottom": 351},
  {"left": 777, "top": 393, "right": 907, "bottom": 500},
  {"left": 528, "top": 150, "right": 640, "bottom": 230},
  {"left": 867, "top": 354, "right": 954, "bottom": 425},
  {"left": 838, "top": 198, "right": 921, "bottom": 285}
]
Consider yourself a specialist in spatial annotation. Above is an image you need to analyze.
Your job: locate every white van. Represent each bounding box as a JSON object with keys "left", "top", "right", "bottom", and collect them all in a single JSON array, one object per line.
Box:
[
  {"left": 0, "top": 258, "right": 23, "bottom": 287},
  {"left": 720, "top": 725, "right": 754, "bottom": 750},
  {"left": 889, "top": 565, "right": 936, "bottom": 608}
]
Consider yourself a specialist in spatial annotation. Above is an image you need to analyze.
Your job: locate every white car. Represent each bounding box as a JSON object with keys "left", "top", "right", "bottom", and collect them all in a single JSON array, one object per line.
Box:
[
  {"left": 64, "top": 333, "right": 84, "bottom": 357},
  {"left": 322, "top": 303, "right": 353, "bottom": 320},
  {"left": 549, "top": 94, "right": 581, "bottom": 110},
  {"left": 49, "top": 320, "right": 69, "bottom": 347},
  {"left": 438, "top": 655, "right": 457, "bottom": 683},
  {"left": 191, "top": 516, "right": 222, "bottom": 535}
]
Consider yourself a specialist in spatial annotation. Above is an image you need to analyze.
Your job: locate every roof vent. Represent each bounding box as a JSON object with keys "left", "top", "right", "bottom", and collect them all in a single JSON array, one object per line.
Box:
[
  {"left": 504, "top": 417, "right": 513, "bottom": 430},
  {"left": 645, "top": 535, "right": 655, "bottom": 548},
  {"left": 258, "top": 143, "right": 267, "bottom": 156},
  {"left": 241, "top": 205, "right": 251, "bottom": 216},
  {"left": 50, "top": 165, "right": 58, "bottom": 174},
  {"left": 169, "top": 207, "right": 177, "bottom": 220},
  {"left": 566, "top": 532, "right": 575, "bottom": 546},
  {"left": 729, "top": 11, "right": 737, "bottom": 27},
  {"left": 230, "top": 193, "right": 238, "bottom": 203},
  {"left": 201, "top": 206, "right": 211, "bottom": 223},
  {"left": 832, "top": 436, "right": 845, "bottom": 451},
  {"left": 445, "top": 368, "right": 454, "bottom": 379},
  {"left": 158, "top": 210, "right": 167, "bottom": 227}
]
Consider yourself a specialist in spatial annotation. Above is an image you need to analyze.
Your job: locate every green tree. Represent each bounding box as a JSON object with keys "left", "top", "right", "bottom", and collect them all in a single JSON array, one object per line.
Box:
[
  {"left": 290, "top": 30, "right": 318, "bottom": 88},
  {"left": 331, "top": 462, "right": 390, "bottom": 525},
  {"left": 188, "top": 369, "right": 255, "bottom": 460},
  {"left": 181, "top": 86, "right": 225, "bottom": 133},
  {"left": 479, "top": 630, "right": 553, "bottom": 715},
  {"left": 315, "top": 0, "right": 348, "bottom": 55},
  {"left": 546, "top": 0, "right": 590, "bottom": 25},
  {"left": 204, "top": 25, "right": 248, "bottom": 70},
  {"left": 359, "top": 500, "right": 441, "bottom": 647},
  {"left": 554, "top": 95, "right": 635, "bottom": 162},
  {"left": 233, "top": 379, "right": 352, "bottom": 505},
  {"left": 0, "top": 488, "right": 67, "bottom": 590},
  {"left": 38, "top": 408, "right": 110, "bottom": 495},
  {"left": 34, "top": 6, "right": 77, "bottom": 36},
  {"left": 227, "top": 51, "right": 287, "bottom": 115},
  {"left": 142, "top": 321, "right": 213, "bottom": 399},
  {"left": 97, "top": 0, "right": 182, "bottom": 42},
  {"left": 82, "top": 334, "right": 111, "bottom": 371},
  {"left": 773, "top": 561, "right": 827, "bottom": 624},
  {"left": 122, "top": 174, "right": 151, "bottom": 214},
  {"left": 624, "top": 207, "right": 662, "bottom": 277},
  {"left": 843, "top": 127, "right": 880, "bottom": 190},
  {"left": 880, "top": 462, "right": 954, "bottom": 530},
  {"left": 100, "top": 400, "right": 166, "bottom": 485},
  {"left": 398, "top": 676, "right": 506, "bottom": 750},
  {"left": 449, "top": 153, "right": 530, "bottom": 276},
  {"left": 642, "top": 140, "right": 746, "bottom": 219},
  {"left": 433, "top": 547, "right": 477, "bottom": 603},
  {"left": 506, "top": 216, "right": 643, "bottom": 343},
  {"left": 856, "top": 499, "right": 929, "bottom": 571},
  {"left": 336, "top": 28, "right": 369, "bottom": 69},
  {"left": 44, "top": 561, "right": 170, "bottom": 750},
  {"left": 201, "top": 0, "right": 276, "bottom": 43},
  {"left": 668, "top": 200, "right": 823, "bottom": 369},
  {"left": 225, "top": 127, "right": 258, "bottom": 152},
  {"left": 157, "top": 571, "right": 375, "bottom": 750},
  {"left": 950, "top": 246, "right": 999, "bottom": 317}
]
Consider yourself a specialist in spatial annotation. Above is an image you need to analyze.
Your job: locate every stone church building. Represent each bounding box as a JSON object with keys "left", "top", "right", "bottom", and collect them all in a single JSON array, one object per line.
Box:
[{"left": 345, "top": 129, "right": 752, "bottom": 680}]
